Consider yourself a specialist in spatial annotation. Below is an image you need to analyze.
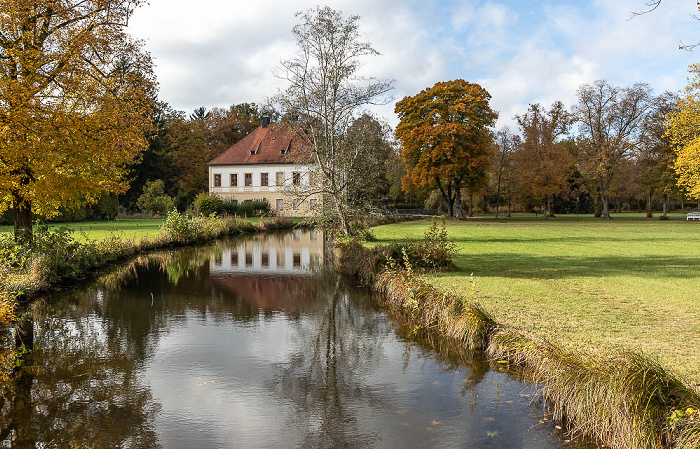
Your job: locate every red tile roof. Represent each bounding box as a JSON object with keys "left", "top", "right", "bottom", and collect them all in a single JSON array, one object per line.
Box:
[{"left": 207, "top": 122, "right": 310, "bottom": 166}]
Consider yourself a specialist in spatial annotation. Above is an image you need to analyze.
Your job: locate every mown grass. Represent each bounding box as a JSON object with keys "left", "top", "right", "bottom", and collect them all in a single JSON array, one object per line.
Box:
[
  {"left": 370, "top": 213, "right": 700, "bottom": 383},
  {"left": 0, "top": 217, "right": 272, "bottom": 242}
]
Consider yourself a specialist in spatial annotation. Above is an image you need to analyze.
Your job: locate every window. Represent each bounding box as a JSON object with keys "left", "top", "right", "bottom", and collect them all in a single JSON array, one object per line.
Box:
[
  {"left": 261, "top": 252, "right": 269, "bottom": 267},
  {"left": 275, "top": 199, "right": 284, "bottom": 211},
  {"left": 231, "top": 251, "right": 239, "bottom": 266},
  {"left": 245, "top": 252, "right": 253, "bottom": 267},
  {"left": 276, "top": 172, "right": 285, "bottom": 186},
  {"left": 214, "top": 174, "right": 221, "bottom": 187},
  {"left": 293, "top": 200, "right": 301, "bottom": 211},
  {"left": 293, "top": 253, "right": 301, "bottom": 267},
  {"left": 292, "top": 172, "right": 301, "bottom": 185},
  {"left": 261, "top": 173, "right": 269, "bottom": 186},
  {"left": 230, "top": 173, "right": 238, "bottom": 187},
  {"left": 309, "top": 199, "right": 318, "bottom": 210},
  {"left": 245, "top": 173, "right": 252, "bottom": 186}
]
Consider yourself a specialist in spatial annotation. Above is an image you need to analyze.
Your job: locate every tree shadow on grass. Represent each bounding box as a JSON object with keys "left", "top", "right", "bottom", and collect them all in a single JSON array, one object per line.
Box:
[{"left": 448, "top": 253, "right": 700, "bottom": 279}]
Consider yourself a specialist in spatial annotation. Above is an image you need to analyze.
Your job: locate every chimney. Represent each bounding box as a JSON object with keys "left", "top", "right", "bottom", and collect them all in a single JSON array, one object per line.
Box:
[{"left": 262, "top": 116, "right": 270, "bottom": 128}]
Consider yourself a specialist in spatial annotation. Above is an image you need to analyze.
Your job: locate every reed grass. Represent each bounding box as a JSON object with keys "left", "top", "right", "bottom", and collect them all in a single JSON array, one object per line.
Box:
[{"left": 336, "top": 236, "right": 700, "bottom": 449}]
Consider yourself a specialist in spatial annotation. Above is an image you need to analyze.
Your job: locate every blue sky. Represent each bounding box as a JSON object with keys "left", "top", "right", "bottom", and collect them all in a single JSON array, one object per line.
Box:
[{"left": 128, "top": 0, "right": 700, "bottom": 130}]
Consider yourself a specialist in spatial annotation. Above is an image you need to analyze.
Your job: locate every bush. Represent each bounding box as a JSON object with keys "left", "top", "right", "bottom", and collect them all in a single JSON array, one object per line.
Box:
[
  {"left": 137, "top": 180, "right": 174, "bottom": 216},
  {"left": 237, "top": 199, "right": 270, "bottom": 216},
  {"left": 161, "top": 209, "right": 197, "bottom": 244},
  {"left": 192, "top": 192, "right": 224, "bottom": 216}
]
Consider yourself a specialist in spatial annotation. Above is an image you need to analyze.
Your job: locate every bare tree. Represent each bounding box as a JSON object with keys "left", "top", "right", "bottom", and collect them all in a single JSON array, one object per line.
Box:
[
  {"left": 573, "top": 80, "right": 653, "bottom": 219},
  {"left": 492, "top": 127, "right": 520, "bottom": 219},
  {"left": 276, "top": 6, "right": 394, "bottom": 235}
]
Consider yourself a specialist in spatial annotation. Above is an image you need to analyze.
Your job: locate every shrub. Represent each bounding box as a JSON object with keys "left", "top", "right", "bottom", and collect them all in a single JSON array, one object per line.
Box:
[
  {"left": 237, "top": 199, "right": 270, "bottom": 216},
  {"left": 137, "top": 180, "right": 174, "bottom": 216},
  {"left": 192, "top": 192, "right": 224, "bottom": 216},
  {"left": 161, "top": 209, "right": 197, "bottom": 244}
]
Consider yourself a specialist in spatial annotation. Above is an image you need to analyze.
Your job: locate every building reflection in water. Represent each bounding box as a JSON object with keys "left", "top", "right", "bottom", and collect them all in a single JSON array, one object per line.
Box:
[{"left": 210, "top": 229, "right": 324, "bottom": 276}]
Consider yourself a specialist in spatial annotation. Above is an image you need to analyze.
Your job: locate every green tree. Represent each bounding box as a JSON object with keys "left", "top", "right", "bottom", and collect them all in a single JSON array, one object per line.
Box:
[
  {"left": 0, "top": 0, "right": 156, "bottom": 241},
  {"left": 136, "top": 180, "right": 173, "bottom": 216},
  {"left": 395, "top": 80, "right": 498, "bottom": 218}
]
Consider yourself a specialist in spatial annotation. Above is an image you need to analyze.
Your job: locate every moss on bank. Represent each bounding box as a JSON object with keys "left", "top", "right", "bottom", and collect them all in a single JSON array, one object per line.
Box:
[{"left": 335, "top": 237, "right": 700, "bottom": 449}]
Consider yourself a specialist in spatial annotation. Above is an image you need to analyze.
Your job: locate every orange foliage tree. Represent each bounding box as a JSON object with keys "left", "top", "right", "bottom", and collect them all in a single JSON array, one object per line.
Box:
[
  {"left": 395, "top": 80, "right": 497, "bottom": 217},
  {"left": 0, "top": 0, "right": 156, "bottom": 241},
  {"left": 514, "top": 102, "right": 574, "bottom": 219}
]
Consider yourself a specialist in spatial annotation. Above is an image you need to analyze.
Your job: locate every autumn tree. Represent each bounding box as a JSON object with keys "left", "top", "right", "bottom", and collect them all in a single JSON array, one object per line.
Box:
[
  {"left": 638, "top": 92, "right": 680, "bottom": 218},
  {"left": 395, "top": 80, "right": 497, "bottom": 218},
  {"left": 667, "top": 64, "right": 700, "bottom": 207},
  {"left": 573, "top": 80, "right": 653, "bottom": 219},
  {"left": 276, "top": 6, "right": 393, "bottom": 235},
  {"left": 0, "top": 0, "right": 156, "bottom": 241},
  {"left": 514, "top": 102, "right": 574, "bottom": 219}
]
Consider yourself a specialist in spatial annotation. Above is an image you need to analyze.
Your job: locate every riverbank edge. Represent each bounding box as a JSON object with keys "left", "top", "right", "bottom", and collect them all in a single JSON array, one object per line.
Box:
[{"left": 334, "top": 241, "right": 700, "bottom": 449}]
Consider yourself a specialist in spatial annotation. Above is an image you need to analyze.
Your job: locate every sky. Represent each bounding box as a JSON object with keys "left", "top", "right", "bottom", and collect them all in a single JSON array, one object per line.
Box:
[{"left": 127, "top": 0, "right": 700, "bottom": 131}]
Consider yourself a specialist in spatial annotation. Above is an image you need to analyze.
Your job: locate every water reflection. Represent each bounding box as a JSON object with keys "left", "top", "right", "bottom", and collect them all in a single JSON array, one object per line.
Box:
[{"left": 0, "top": 231, "right": 598, "bottom": 448}]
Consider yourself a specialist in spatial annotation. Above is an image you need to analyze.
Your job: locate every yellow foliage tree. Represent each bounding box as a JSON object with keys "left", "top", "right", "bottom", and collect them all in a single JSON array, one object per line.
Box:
[
  {"left": 666, "top": 64, "right": 700, "bottom": 199},
  {"left": 0, "top": 0, "right": 156, "bottom": 241}
]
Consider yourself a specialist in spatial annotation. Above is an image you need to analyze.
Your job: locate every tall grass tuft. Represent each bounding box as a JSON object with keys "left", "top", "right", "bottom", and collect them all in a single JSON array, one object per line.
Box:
[{"left": 375, "top": 263, "right": 496, "bottom": 352}]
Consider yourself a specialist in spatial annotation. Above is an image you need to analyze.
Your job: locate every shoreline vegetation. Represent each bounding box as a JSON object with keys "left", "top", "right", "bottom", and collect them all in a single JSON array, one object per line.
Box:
[{"left": 335, "top": 217, "right": 700, "bottom": 449}]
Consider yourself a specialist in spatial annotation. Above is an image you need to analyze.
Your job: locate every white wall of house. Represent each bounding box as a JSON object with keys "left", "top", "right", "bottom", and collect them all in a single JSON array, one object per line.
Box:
[
  {"left": 208, "top": 163, "right": 317, "bottom": 216},
  {"left": 209, "top": 164, "right": 311, "bottom": 193}
]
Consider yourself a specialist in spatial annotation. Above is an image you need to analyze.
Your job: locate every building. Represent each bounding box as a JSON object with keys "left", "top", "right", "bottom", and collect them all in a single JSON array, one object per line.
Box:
[{"left": 207, "top": 118, "right": 317, "bottom": 216}]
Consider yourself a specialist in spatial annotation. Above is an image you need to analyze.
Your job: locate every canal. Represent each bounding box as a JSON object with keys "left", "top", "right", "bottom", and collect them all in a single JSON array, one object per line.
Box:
[{"left": 0, "top": 231, "right": 598, "bottom": 448}]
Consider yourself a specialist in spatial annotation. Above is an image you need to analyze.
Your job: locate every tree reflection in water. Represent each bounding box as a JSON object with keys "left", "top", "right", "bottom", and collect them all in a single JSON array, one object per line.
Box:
[{"left": 0, "top": 304, "right": 160, "bottom": 448}]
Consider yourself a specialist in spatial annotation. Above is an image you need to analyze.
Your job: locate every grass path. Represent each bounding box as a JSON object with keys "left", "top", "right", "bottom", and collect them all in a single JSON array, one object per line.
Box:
[{"left": 371, "top": 214, "right": 700, "bottom": 382}]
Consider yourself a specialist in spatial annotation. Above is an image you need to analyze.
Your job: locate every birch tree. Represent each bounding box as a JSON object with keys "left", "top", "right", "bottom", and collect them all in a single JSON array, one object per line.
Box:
[{"left": 276, "top": 6, "right": 393, "bottom": 235}]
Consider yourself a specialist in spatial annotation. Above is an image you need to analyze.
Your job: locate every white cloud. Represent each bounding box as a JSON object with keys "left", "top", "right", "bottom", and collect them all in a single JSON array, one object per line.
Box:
[{"left": 126, "top": 0, "right": 700, "bottom": 132}]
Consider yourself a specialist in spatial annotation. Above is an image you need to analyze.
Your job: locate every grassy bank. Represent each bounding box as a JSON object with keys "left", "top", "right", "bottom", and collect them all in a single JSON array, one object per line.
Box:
[
  {"left": 0, "top": 213, "right": 293, "bottom": 299},
  {"left": 333, "top": 214, "right": 700, "bottom": 448},
  {"left": 0, "top": 217, "right": 276, "bottom": 242},
  {"left": 370, "top": 214, "right": 700, "bottom": 382}
]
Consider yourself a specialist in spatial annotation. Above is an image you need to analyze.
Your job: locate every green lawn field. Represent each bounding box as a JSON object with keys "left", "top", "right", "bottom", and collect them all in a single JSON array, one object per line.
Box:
[
  {"left": 0, "top": 219, "right": 166, "bottom": 242},
  {"left": 372, "top": 214, "right": 700, "bottom": 382}
]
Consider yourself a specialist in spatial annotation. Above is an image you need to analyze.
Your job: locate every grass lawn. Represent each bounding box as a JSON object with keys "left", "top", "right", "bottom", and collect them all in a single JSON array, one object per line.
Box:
[
  {"left": 0, "top": 216, "right": 276, "bottom": 242},
  {"left": 0, "top": 219, "right": 166, "bottom": 242},
  {"left": 372, "top": 213, "right": 700, "bottom": 383}
]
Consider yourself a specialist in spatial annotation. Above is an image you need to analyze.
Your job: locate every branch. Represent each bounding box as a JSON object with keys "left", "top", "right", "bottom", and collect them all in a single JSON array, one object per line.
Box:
[{"left": 629, "top": 0, "right": 662, "bottom": 19}]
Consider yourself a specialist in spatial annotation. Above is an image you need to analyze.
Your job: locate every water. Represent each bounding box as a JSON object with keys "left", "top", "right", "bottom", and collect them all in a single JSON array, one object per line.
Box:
[{"left": 0, "top": 231, "right": 598, "bottom": 448}]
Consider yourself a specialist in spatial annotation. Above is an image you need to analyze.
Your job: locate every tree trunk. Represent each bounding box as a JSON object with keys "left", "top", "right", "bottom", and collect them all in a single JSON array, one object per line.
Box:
[
  {"left": 12, "top": 192, "right": 32, "bottom": 244},
  {"left": 601, "top": 192, "right": 611, "bottom": 219},
  {"left": 697, "top": 198, "right": 700, "bottom": 212},
  {"left": 662, "top": 193, "right": 668, "bottom": 220},
  {"left": 495, "top": 180, "right": 502, "bottom": 219},
  {"left": 454, "top": 187, "right": 463, "bottom": 218},
  {"left": 543, "top": 198, "right": 548, "bottom": 220},
  {"left": 467, "top": 193, "right": 474, "bottom": 217},
  {"left": 507, "top": 197, "right": 511, "bottom": 217}
]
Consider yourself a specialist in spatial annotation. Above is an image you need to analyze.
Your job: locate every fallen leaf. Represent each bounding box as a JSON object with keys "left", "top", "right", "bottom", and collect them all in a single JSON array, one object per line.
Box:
[{"left": 431, "top": 420, "right": 442, "bottom": 426}]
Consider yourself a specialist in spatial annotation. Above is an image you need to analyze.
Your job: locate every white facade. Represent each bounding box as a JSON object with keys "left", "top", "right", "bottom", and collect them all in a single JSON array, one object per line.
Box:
[{"left": 208, "top": 164, "right": 311, "bottom": 194}]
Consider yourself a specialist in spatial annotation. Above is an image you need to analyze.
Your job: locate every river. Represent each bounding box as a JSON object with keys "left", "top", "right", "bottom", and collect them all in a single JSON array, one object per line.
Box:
[{"left": 0, "top": 230, "right": 598, "bottom": 448}]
